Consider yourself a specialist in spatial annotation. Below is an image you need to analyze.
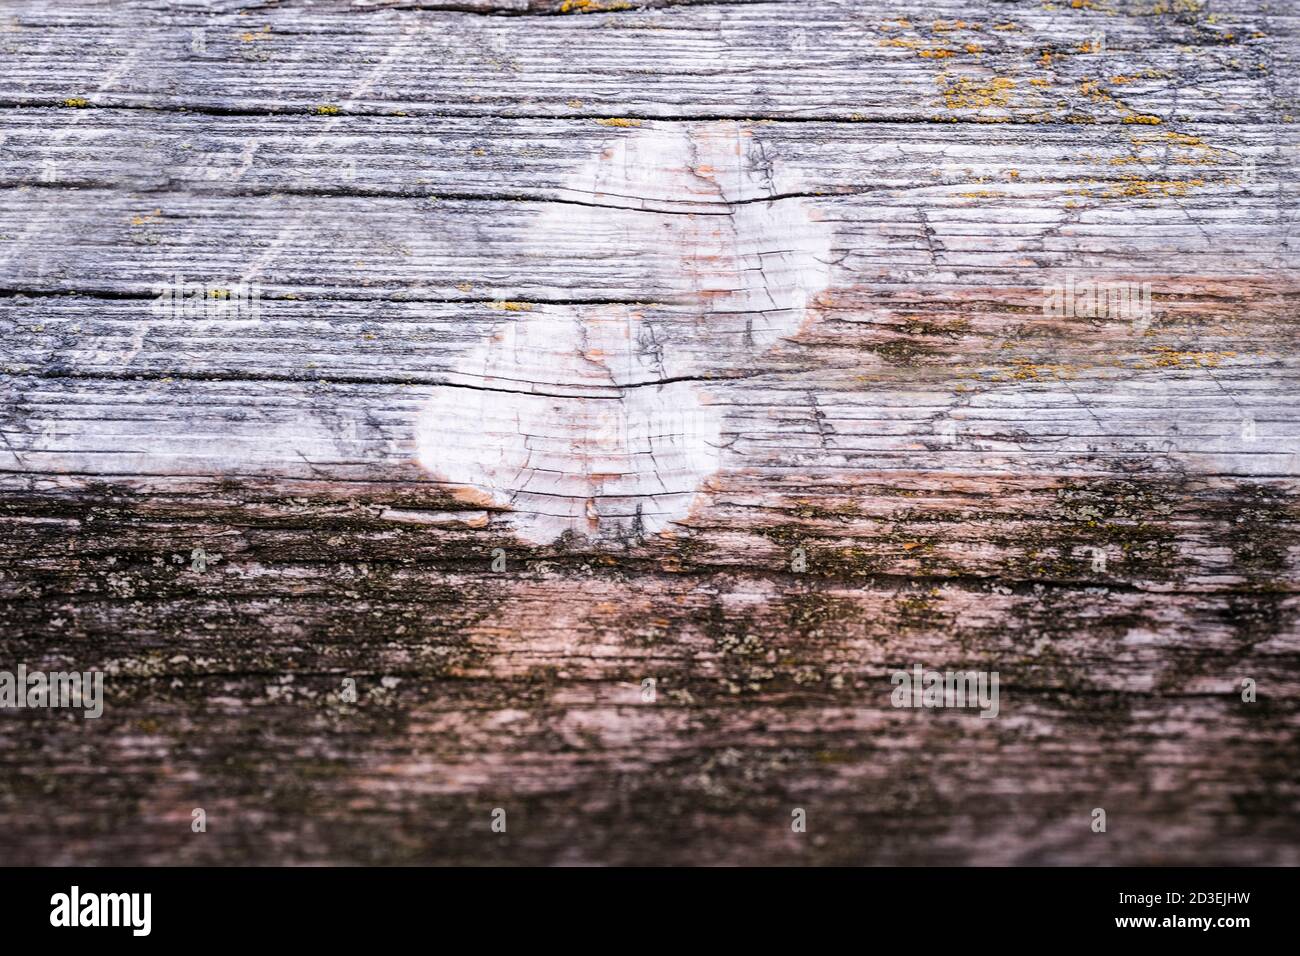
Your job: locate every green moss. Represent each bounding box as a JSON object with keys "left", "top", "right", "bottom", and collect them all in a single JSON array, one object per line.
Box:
[
  {"left": 902, "top": 317, "right": 972, "bottom": 337},
  {"left": 867, "top": 340, "right": 938, "bottom": 366},
  {"left": 991, "top": 478, "right": 1189, "bottom": 582},
  {"left": 889, "top": 585, "right": 951, "bottom": 629}
]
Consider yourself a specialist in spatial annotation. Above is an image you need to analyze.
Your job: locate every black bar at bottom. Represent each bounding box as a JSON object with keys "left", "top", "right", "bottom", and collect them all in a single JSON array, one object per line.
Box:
[{"left": 0, "top": 867, "right": 1282, "bottom": 943}]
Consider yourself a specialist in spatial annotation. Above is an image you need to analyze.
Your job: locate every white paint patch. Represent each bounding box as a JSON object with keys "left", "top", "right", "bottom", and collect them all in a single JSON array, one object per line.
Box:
[
  {"left": 417, "top": 366, "right": 722, "bottom": 544},
  {"left": 416, "top": 122, "right": 833, "bottom": 544}
]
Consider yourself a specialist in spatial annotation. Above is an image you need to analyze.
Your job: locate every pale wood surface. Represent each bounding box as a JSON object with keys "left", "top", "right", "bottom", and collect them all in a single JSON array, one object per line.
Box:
[{"left": 1, "top": 0, "right": 1298, "bottom": 864}]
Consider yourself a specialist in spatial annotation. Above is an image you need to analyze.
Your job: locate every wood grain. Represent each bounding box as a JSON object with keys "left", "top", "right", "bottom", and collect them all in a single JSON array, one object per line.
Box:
[{"left": 1, "top": 0, "right": 1298, "bottom": 865}]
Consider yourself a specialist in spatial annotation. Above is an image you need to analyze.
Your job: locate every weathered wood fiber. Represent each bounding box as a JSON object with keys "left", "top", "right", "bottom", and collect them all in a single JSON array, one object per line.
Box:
[
  {"left": 2, "top": 0, "right": 1297, "bottom": 121},
  {"left": 0, "top": 0, "right": 1298, "bottom": 865}
]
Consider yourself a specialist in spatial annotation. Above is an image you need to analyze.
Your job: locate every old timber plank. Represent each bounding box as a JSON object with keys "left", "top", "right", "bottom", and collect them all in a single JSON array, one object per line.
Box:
[{"left": 0, "top": 0, "right": 1297, "bottom": 865}]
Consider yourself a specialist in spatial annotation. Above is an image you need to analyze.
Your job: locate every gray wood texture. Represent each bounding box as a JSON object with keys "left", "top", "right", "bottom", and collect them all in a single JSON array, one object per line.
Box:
[{"left": 1, "top": 0, "right": 1298, "bottom": 864}]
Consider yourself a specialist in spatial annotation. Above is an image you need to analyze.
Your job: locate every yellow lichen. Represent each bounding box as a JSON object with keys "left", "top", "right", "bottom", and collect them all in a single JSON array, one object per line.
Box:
[
  {"left": 1078, "top": 78, "right": 1108, "bottom": 103},
  {"left": 1109, "top": 69, "right": 1172, "bottom": 84},
  {"left": 1139, "top": 347, "right": 1235, "bottom": 369},
  {"left": 996, "top": 359, "right": 1080, "bottom": 382},
  {"left": 938, "top": 76, "right": 1016, "bottom": 109},
  {"left": 553, "top": 0, "right": 629, "bottom": 11},
  {"left": 1076, "top": 76, "right": 1171, "bottom": 127},
  {"left": 559, "top": 0, "right": 631, "bottom": 12},
  {"left": 314, "top": 104, "right": 341, "bottom": 115},
  {"left": 61, "top": 97, "right": 90, "bottom": 108},
  {"left": 1149, "top": 0, "right": 1205, "bottom": 15},
  {"left": 490, "top": 301, "right": 532, "bottom": 312},
  {"left": 596, "top": 117, "right": 641, "bottom": 127},
  {"left": 1103, "top": 175, "right": 1204, "bottom": 198}
]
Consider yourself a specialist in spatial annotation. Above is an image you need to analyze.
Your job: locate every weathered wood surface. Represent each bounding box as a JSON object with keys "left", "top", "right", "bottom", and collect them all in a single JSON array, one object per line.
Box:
[{"left": 1, "top": 0, "right": 1298, "bottom": 864}]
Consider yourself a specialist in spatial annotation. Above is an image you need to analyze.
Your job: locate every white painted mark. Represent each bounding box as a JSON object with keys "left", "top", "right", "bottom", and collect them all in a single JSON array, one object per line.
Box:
[{"left": 416, "top": 122, "right": 833, "bottom": 544}]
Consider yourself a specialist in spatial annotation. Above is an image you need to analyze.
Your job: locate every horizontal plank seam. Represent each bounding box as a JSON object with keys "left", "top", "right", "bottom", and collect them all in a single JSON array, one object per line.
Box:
[{"left": 4, "top": 101, "right": 1289, "bottom": 126}]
